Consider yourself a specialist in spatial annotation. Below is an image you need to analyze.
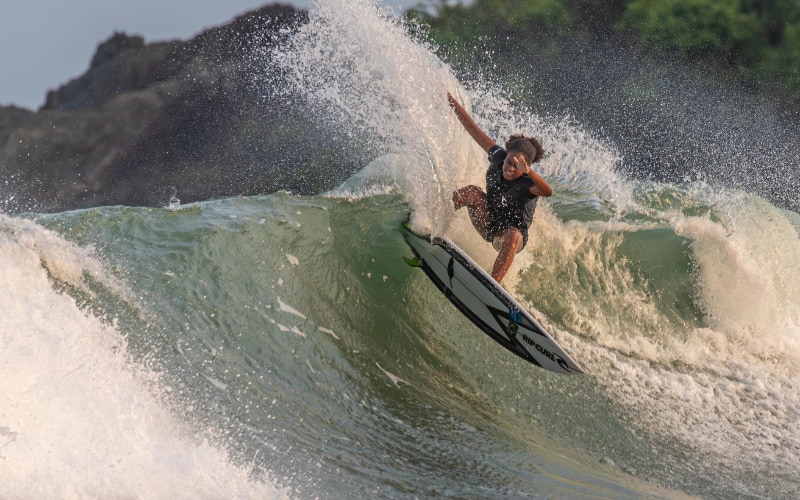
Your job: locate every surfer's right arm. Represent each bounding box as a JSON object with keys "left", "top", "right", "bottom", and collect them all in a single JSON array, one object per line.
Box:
[{"left": 447, "top": 93, "right": 495, "bottom": 152}]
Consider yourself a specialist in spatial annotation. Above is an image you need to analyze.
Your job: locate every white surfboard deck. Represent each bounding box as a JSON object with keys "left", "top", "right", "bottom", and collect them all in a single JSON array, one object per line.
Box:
[{"left": 402, "top": 223, "right": 583, "bottom": 374}]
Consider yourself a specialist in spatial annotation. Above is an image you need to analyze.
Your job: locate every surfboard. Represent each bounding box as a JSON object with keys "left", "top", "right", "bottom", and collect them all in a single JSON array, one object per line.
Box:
[{"left": 402, "top": 223, "right": 583, "bottom": 374}]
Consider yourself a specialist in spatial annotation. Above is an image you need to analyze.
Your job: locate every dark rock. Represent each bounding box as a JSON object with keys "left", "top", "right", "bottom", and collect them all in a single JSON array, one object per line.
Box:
[
  {"left": 0, "top": 4, "right": 367, "bottom": 214},
  {"left": 91, "top": 32, "right": 146, "bottom": 68}
]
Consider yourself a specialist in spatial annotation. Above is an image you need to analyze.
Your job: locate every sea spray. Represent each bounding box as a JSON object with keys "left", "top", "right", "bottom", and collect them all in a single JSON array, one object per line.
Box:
[
  {"left": 270, "top": 0, "right": 467, "bottom": 236},
  {"left": 268, "top": 0, "right": 631, "bottom": 241}
]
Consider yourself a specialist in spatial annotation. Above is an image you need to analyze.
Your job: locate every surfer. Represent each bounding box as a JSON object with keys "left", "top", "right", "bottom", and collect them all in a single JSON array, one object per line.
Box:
[{"left": 448, "top": 92, "right": 552, "bottom": 283}]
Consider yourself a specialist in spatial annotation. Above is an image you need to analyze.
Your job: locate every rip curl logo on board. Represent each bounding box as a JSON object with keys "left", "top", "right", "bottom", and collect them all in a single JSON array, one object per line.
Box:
[{"left": 507, "top": 322, "right": 519, "bottom": 338}]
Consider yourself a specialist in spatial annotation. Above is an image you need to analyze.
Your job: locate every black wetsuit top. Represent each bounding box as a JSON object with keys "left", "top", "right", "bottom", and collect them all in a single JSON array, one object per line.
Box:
[{"left": 485, "top": 145, "right": 539, "bottom": 247}]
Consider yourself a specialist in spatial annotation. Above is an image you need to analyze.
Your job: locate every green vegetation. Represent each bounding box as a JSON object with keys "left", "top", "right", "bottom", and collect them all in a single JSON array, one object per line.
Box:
[{"left": 408, "top": 0, "right": 800, "bottom": 98}]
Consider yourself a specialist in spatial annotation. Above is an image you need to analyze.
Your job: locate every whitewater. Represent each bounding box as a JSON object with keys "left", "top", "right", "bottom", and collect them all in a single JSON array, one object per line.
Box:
[{"left": 2, "top": 0, "right": 799, "bottom": 498}]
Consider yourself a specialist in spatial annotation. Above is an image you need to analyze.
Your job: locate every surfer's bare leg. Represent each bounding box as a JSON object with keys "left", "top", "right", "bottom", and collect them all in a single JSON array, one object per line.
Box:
[
  {"left": 491, "top": 227, "right": 523, "bottom": 283},
  {"left": 453, "top": 186, "right": 491, "bottom": 238}
]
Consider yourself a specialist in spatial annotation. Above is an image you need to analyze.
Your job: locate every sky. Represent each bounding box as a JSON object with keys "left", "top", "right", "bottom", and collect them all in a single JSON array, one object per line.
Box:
[{"left": 0, "top": 0, "right": 423, "bottom": 110}]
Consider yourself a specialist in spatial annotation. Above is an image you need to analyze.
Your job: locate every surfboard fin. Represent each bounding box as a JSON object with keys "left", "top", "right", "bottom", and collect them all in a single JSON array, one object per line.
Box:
[{"left": 404, "top": 256, "right": 424, "bottom": 268}]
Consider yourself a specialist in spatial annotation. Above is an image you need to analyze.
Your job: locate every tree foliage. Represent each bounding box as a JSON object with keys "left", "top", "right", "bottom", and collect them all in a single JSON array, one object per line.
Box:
[
  {"left": 618, "top": 0, "right": 760, "bottom": 60},
  {"left": 408, "top": 0, "right": 800, "bottom": 96},
  {"left": 617, "top": 0, "right": 800, "bottom": 89},
  {"left": 409, "top": 0, "right": 572, "bottom": 43}
]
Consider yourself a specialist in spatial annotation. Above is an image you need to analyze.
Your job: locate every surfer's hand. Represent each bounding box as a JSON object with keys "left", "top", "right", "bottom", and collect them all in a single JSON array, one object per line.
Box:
[{"left": 512, "top": 156, "right": 529, "bottom": 174}]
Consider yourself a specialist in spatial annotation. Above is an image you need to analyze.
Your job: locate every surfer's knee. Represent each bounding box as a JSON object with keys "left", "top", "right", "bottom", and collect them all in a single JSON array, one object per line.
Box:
[
  {"left": 492, "top": 227, "right": 524, "bottom": 254},
  {"left": 453, "top": 185, "right": 484, "bottom": 210}
]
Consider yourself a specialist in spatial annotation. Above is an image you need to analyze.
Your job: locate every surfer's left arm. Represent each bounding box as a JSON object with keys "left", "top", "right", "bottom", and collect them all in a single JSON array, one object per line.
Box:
[
  {"left": 512, "top": 156, "right": 552, "bottom": 197},
  {"left": 528, "top": 169, "right": 552, "bottom": 197}
]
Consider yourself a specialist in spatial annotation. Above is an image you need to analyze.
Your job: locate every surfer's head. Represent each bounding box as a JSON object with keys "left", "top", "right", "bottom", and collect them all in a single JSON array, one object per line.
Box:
[{"left": 505, "top": 135, "right": 545, "bottom": 164}]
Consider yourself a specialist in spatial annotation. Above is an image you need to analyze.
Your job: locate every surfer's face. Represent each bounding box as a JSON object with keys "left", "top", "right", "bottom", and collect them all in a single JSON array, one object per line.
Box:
[{"left": 502, "top": 152, "right": 528, "bottom": 181}]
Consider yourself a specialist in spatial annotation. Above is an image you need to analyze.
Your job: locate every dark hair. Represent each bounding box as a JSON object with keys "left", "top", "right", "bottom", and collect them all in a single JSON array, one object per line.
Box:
[{"left": 505, "top": 134, "right": 545, "bottom": 164}]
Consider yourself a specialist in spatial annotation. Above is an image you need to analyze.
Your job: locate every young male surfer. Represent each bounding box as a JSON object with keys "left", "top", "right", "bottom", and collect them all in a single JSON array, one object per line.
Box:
[{"left": 448, "top": 92, "right": 552, "bottom": 284}]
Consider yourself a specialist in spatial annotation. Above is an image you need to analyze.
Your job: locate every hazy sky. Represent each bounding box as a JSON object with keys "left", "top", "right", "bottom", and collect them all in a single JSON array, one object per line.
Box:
[{"left": 0, "top": 0, "right": 423, "bottom": 110}]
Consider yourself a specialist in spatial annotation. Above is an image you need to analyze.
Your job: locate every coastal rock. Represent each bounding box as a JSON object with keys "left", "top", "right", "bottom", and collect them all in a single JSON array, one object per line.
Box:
[{"left": 0, "top": 4, "right": 366, "bottom": 214}]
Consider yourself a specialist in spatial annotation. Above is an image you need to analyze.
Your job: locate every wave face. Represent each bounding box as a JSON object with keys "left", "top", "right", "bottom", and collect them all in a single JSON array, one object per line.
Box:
[
  {"left": 2, "top": 0, "right": 799, "bottom": 498},
  {"left": 2, "top": 187, "right": 798, "bottom": 498}
]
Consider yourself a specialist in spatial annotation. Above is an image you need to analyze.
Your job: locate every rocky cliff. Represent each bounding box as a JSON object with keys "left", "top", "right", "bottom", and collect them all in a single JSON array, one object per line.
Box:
[{"left": 0, "top": 4, "right": 365, "bottom": 214}]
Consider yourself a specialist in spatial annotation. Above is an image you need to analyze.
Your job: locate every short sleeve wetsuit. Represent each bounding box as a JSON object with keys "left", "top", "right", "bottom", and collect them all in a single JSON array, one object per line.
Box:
[{"left": 484, "top": 145, "right": 539, "bottom": 248}]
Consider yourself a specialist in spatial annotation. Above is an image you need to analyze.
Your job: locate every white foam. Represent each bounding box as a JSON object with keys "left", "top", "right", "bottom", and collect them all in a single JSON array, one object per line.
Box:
[
  {"left": 529, "top": 188, "right": 800, "bottom": 485},
  {"left": 277, "top": 297, "right": 307, "bottom": 319},
  {"left": 376, "top": 362, "right": 411, "bottom": 387},
  {"left": 676, "top": 191, "right": 800, "bottom": 367},
  {"left": 0, "top": 215, "right": 286, "bottom": 498},
  {"left": 318, "top": 326, "right": 340, "bottom": 340}
]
